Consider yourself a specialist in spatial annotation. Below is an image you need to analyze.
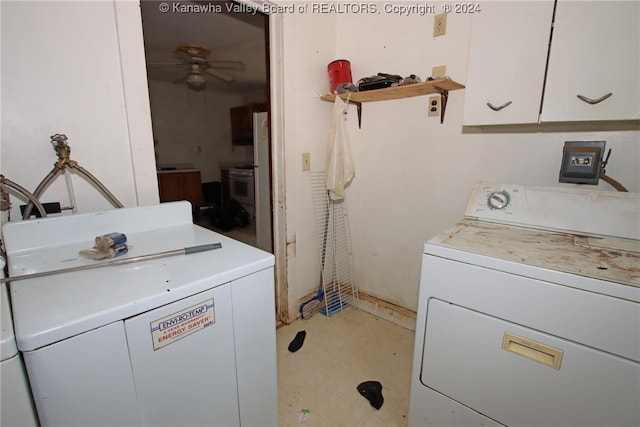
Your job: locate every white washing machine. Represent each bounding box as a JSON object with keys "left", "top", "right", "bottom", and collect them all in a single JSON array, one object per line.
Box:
[
  {"left": 1, "top": 256, "right": 39, "bottom": 427},
  {"left": 2, "top": 201, "right": 278, "bottom": 427},
  {"left": 408, "top": 182, "right": 640, "bottom": 427}
]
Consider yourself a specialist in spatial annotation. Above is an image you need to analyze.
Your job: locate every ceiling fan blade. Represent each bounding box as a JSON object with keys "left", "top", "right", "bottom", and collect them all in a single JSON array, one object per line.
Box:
[
  {"left": 147, "top": 62, "right": 185, "bottom": 68},
  {"left": 205, "top": 68, "right": 234, "bottom": 83},
  {"left": 207, "top": 60, "right": 246, "bottom": 71}
]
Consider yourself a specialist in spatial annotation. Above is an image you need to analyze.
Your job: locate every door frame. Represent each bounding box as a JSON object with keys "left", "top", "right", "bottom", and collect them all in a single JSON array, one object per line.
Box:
[
  {"left": 116, "top": 1, "right": 289, "bottom": 323},
  {"left": 258, "top": 7, "right": 288, "bottom": 323}
]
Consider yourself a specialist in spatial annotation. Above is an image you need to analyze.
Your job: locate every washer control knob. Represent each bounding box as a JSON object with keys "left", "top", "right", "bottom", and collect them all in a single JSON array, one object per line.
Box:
[{"left": 487, "top": 190, "right": 510, "bottom": 210}]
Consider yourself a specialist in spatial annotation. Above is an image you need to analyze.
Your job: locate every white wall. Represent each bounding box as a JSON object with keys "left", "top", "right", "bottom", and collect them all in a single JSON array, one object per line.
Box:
[
  {"left": 280, "top": 4, "right": 640, "bottom": 319},
  {"left": 1, "top": 0, "right": 157, "bottom": 222},
  {"left": 148, "top": 80, "right": 254, "bottom": 182},
  {"left": 144, "top": 28, "right": 269, "bottom": 183},
  {"left": 2, "top": 1, "right": 637, "bottom": 322}
]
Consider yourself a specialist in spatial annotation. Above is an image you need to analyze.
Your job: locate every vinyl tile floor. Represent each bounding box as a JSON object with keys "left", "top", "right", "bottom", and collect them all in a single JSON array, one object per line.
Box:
[{"left": 276, "top": 308, "right": 415, "bottom": 427}]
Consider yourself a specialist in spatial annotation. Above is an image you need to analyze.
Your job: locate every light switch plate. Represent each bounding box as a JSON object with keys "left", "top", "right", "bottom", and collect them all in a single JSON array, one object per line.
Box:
[
  {"left": 302, "top": 153, "right": 311, "bottom": 171},
  {"left": 433, "top": 13, "right": 447, "bottom": 37}
]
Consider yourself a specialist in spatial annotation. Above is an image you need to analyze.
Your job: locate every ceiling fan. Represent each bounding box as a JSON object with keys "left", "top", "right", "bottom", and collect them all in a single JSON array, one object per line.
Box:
[{"left": 149, "top": 44, "right": 246, "bottom": 91}]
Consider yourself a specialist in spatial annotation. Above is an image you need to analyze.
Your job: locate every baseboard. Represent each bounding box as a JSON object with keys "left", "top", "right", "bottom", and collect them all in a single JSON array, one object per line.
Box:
[
  {"left": 355, "top": 291, "right": 417, "bottom": 331},
  {"left": 295, "top": 288, "right": 417, "bottom": 331}
]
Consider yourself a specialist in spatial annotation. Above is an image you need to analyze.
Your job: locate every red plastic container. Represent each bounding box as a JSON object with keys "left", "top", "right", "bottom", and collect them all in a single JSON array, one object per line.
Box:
[{"left": 327, "top": 60, "right": 352, "bottom": 93}]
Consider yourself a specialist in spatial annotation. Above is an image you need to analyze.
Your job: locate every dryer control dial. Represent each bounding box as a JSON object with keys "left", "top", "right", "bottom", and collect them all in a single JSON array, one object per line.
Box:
[{"left": 487, "top": 191, "right": 510, "bottom": 210}]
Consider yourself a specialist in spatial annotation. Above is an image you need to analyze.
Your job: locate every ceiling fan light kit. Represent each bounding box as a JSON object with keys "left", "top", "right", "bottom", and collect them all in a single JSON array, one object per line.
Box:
[
  {"left": 187, "top": 73, "right": 206, "bottom": 91},
  {"left": 186, "top": 64, "right": 207, "bottom": 91}
]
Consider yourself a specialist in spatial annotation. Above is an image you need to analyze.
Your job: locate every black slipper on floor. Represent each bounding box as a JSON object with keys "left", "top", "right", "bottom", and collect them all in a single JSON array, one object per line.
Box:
[
  {"left": 288, "top": 330, "right": 306, "bottom": 352},
  {"left": 357, "top": 380, "right": 384, "bottom": 410}
]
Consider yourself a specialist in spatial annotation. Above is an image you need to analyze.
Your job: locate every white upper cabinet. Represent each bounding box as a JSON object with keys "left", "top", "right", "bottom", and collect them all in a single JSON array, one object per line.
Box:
[
  {"left": 463, "top": 1, "right": 640, "bottom": 126},
  {"left": 541, "top": 1, "right": 640, "bottom": 122},
  {"left": 463, "top": 1, "right": 555, "bottom": 126}
]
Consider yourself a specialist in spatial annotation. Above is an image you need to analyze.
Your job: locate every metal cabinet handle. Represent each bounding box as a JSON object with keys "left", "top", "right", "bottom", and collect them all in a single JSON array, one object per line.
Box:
[
  {"left": 486, "top": 101, "right": 512, "bottom": 111},
  {"left": 576, "top": 92, "right": 612, "bottom": 105}
]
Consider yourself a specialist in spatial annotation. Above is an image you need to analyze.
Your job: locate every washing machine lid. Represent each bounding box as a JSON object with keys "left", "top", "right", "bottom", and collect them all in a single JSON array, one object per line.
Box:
[
  {"left": 2, "top": 202, "right": 274, "bottom": 352},
  {"left": 1, "top": 257, "right": 18, "bottom": 361}
]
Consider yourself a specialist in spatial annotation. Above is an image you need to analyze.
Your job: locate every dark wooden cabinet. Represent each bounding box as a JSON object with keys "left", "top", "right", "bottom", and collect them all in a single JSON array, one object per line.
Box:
[
  {"left": 230, "top": 102, "right": 267, "bottom": 146},
  {"left": 157, "top": 170, "right": 203, "bottom": 207}
]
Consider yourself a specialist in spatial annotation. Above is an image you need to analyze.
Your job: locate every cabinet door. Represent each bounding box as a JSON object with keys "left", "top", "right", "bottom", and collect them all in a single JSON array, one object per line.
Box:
[
  {"left": 462, "top": 1, "right": 554, "bottom": 126},
  {"left": 181, "top": 171, "right": 204, "bottom": 205},
  {"left": 125, "top": 284, "right": 240, "bottom": 427},
  {"left": 230, "top": 103, "right": 267, "bottom": 146},
  {"left": 541, "top": 1, "right": 640, "bottom": 122},
  {"left": 158, "top": 171, "right": 203, "bottom": 205},
  {"left": 157, "top": 173, "right": 183, "bottom": 202},
  {"left": 22, "top": 322, "right": 141, "bottom": 427},
  {"left": 230, "top": 105, "right": 253, "bottom": 145}
]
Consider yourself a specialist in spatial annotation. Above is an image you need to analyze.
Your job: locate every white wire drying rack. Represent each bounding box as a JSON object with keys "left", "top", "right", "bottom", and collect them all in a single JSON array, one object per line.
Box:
[{"left": 308, "top": 171, "right": 358, "bottom": 318}]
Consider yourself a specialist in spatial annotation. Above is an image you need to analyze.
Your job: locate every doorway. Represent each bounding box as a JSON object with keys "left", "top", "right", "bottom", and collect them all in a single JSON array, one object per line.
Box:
[
  {"left": 127, "top": 0, "right": 289, "bottom": 323},
  {"left": 139, "top": 1, "right": 273, "bottom": 252}
]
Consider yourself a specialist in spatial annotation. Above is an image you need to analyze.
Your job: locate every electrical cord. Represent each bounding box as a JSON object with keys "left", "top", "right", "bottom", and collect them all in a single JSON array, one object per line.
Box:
[
  {"left": 600, "top": 173, "right": 628, "bottom": 192},
  {"left": 600, "top": 149, "right": 628, "bottom": 192}
]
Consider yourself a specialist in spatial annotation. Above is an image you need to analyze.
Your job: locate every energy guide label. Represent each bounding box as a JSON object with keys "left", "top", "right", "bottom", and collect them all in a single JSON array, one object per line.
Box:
[{"left": 150, "top": 299, "right": 215, "bottom": 350}]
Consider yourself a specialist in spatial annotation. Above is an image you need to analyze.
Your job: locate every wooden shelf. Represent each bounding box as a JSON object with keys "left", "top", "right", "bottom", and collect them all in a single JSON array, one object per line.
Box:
[
  {"left": 320, "top": 79, "right": 464, "bottom": 103},
  {"left": 320, "top": 78, "right": 465, "bottom": 126}
]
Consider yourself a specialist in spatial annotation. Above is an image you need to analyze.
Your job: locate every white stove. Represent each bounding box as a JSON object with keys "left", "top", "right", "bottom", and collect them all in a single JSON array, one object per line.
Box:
[
  {"left": 408, "top": 182, "right": 640, "bottom": 427},
  {"left": 2, "top": 201, "right": 278, "bottom": 427}
]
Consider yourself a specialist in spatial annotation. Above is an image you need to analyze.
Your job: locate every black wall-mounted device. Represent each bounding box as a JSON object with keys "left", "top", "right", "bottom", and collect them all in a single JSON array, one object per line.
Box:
[{"left": 559, "top": 141, "right": 606, "bottom": 185}]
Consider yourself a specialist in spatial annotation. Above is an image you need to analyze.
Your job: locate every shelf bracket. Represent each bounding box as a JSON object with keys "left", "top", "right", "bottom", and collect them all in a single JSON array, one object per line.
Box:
[
  {"left": 433, "top": 86, "right": 449, "bottom": 124},
  {"left": 347, "top": 100, "right": 362, "bottom": 128}
]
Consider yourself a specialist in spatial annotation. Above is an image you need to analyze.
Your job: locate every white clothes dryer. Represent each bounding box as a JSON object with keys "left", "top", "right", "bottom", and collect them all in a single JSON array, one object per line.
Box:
[{"left": 408, "top": 182, "right": 640, "bottom": 427}]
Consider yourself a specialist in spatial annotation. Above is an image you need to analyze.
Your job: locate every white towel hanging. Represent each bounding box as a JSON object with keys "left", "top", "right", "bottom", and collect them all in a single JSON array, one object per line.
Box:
[{"left": 326, "top": 96, "right": 355, "bottom": 200}]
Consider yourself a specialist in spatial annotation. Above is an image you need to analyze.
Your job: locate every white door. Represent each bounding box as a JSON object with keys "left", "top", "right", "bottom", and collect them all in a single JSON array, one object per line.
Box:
[
  {"left": 124, "top": 284, "right": 240, "bottom": 427},
  {"left": 253, "top": 111, "right": 272, "bottom": 252}
]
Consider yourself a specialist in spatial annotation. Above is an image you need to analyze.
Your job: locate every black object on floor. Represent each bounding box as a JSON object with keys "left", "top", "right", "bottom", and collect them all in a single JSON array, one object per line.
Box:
[
  {"left": 357, "top": 380, "right": 384, "bottom": 410},
  {"left": 210, "top": 199, "right": 250, "bottom": 231},
  {"left": 288, "top": 330, "right": 306, "bottom": 352}
]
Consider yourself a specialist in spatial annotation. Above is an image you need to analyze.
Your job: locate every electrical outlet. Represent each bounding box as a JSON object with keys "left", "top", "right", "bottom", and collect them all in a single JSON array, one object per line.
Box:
[
  {"left": 432, "top": 65, "right": 447, "bottom": 79},
  {"left": 302, "top": 152, "right": 311, "bottom": 171},
  {"left": 433, "top": 13, "right": 447, "bottom": 37},
  {"left": 428, "top": 96, "right": 441, "bottom": 117}
]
